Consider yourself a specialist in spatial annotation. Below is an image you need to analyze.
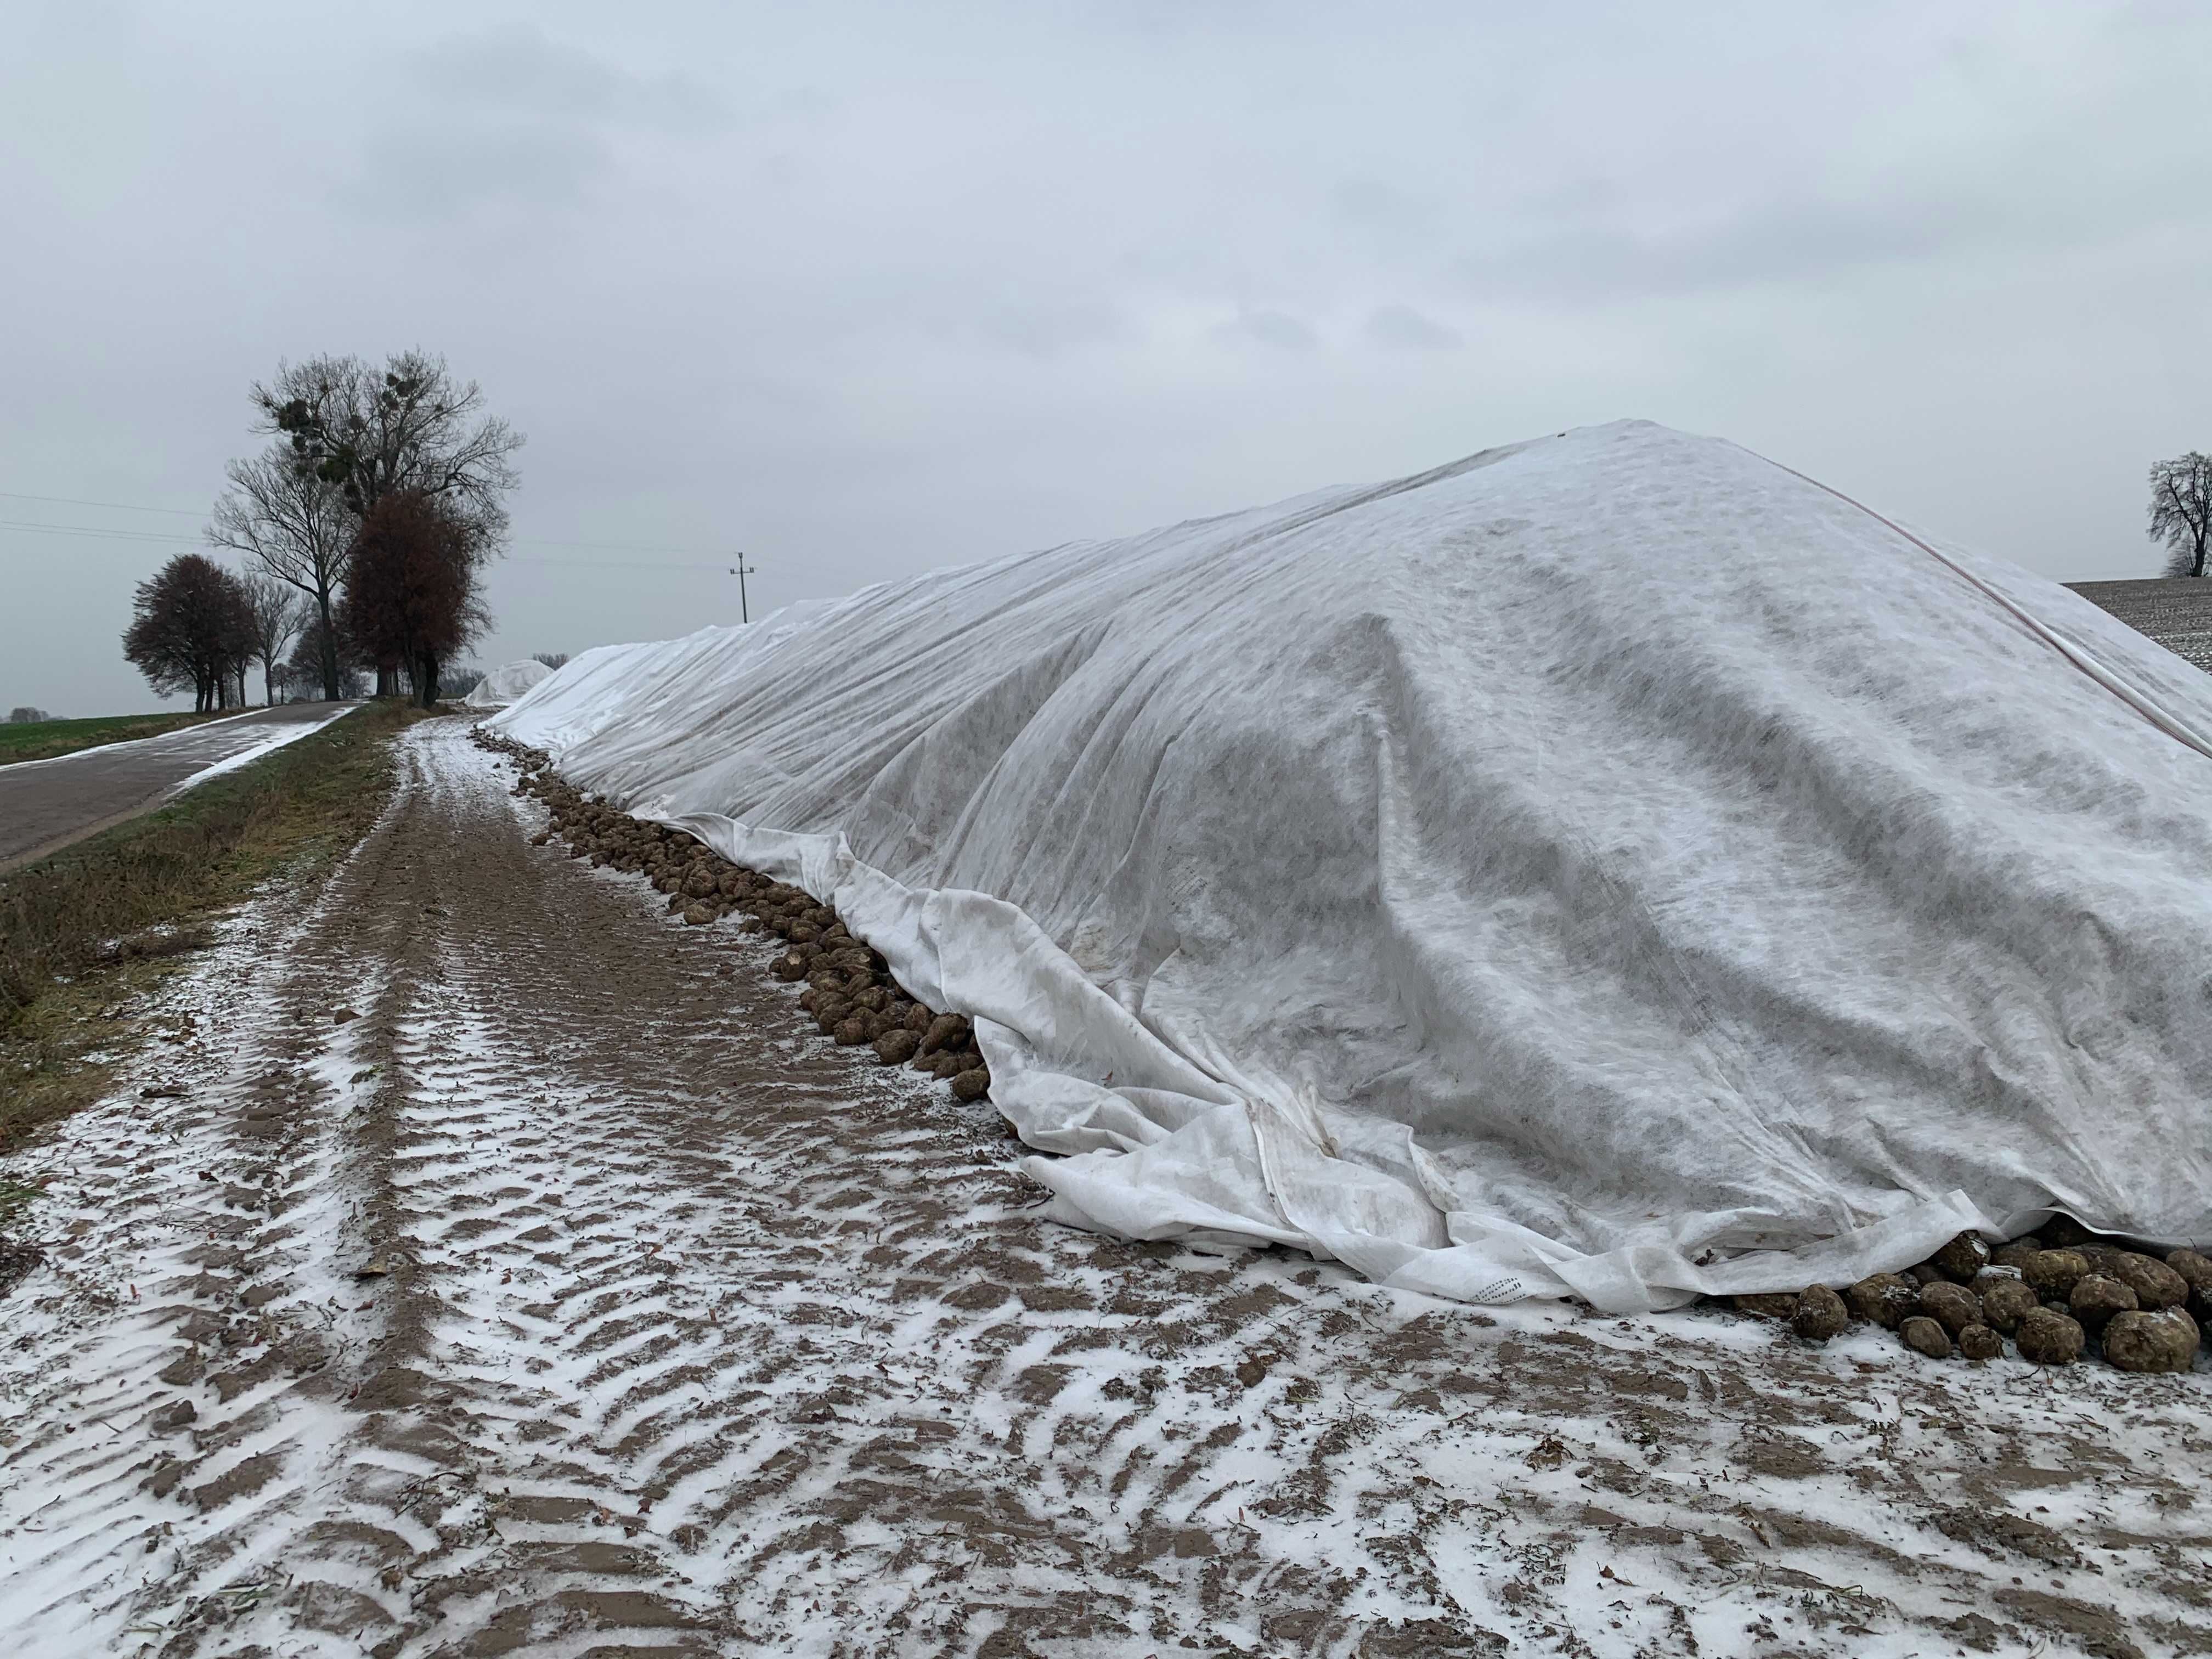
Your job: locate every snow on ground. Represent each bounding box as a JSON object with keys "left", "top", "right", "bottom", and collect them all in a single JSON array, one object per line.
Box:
[
  {"left": 160, "top": 703, "right": 359, "bottom": 793},
  {"left": 0, "top": 721, "right": 2205, "bottom": 1658}
]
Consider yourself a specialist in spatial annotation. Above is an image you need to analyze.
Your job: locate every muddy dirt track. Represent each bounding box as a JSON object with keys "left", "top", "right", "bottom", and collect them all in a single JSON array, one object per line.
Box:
[{"left": 3, "top": 720, "right": 2209, "bottom": 1658}]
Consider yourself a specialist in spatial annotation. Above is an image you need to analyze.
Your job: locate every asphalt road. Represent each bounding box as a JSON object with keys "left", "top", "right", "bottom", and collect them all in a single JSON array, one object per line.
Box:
[{"left": 0, "top": 702, "right": 357, "bottom": 872}]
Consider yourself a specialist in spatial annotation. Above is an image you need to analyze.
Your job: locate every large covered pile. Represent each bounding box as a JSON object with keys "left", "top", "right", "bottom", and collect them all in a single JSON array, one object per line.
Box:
[
  {"left": 462, "top": 659, "right": 554, "bottom": 708},
  {"left": 492, "top": 420, "right": 2212, "bottom": 1316}
]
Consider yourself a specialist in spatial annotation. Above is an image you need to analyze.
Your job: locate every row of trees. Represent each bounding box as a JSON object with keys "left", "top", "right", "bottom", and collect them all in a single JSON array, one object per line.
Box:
[
  {"left": 122, "top": 560, "right": 307, "bottom": 710},
  {"left": 122, "top": 351, "right": 523, "bottom": 710}
]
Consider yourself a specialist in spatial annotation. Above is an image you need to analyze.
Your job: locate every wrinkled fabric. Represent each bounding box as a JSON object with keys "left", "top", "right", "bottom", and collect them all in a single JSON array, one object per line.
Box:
[
  {"left": 464, "top": 659, "right": 555, "bottom": 708},
  {"left": 493, "top": 420, "right": 2212, "bottom": 1311}
]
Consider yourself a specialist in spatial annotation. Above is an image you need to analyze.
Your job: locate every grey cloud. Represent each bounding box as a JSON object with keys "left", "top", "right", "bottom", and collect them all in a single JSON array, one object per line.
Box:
[
  {"left": 1364, "top": 304, "right": 1462, "bottom": 351},
  {"left": 402, "top": 24, "right": 728, "bottom": 134},
  {"left": 1457, "top": 194, "right": 1968, "bottom": 303},
  {"left": 333, "top": 124, "right": 610, "bottom": 220},
  {"left": 1213, "top": 309, "right": 1318, "bottom": 351},
  {"left": 332, "top": 25, "right": 730, "bottom": 223},
  {"left": 1331, "top": 176, "right": 1431, "bottom": 231},
  {"left": 972, "top": 300, "right": 1128, "bottom": 358}
]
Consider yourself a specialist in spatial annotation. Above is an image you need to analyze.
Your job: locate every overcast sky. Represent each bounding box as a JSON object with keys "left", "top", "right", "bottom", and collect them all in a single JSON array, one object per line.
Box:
[{"left": 5, "top": 1, "right": 2208, "bottom": 715}]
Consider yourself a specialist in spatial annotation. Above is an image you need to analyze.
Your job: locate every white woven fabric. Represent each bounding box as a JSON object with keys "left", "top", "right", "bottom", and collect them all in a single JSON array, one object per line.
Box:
[
  {"left": 494, "top": 421, "right": 2212, "bottom": 1310},
  {"left": 463, "top": 659, "right": 554, "bottom": 708}
]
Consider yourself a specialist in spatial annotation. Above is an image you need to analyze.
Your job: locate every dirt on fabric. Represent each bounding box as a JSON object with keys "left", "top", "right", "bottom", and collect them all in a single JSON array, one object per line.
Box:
[{"left": 2, "top": 720, "right": 2208, "bottom": 1658}]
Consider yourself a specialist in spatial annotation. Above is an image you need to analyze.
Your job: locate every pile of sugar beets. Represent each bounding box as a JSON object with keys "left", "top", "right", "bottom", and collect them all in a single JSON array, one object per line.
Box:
[
  {"left": 1730, "top": 1222, "right": 2210, "bottom": 1373},
  {"left": 473, "top": 730, "right": 995, "bottom": 1107},
  {"left": 471, "top": 735, "right": 2207, "bottom": 1370}
]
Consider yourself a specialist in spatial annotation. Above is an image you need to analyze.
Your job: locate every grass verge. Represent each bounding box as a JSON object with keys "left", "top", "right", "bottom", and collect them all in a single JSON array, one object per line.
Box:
[
  {"left": 0, "top": 701, "right": 442, "bottom": 1153},
  {"left": 0, "top": 709, "right": 233, "bottom": 767}
]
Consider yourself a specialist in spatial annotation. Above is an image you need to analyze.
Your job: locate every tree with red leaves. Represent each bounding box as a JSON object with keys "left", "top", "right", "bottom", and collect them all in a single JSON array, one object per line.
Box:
[
  {"left": 338, "top": 490, "right": 490, "bottom": 707},
  {"left": 121, "top": 554, "right": 256, "bottom": 711}
]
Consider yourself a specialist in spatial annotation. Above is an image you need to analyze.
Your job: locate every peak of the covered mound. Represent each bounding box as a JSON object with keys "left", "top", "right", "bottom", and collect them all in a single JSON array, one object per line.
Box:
[{"left": 1326, "top": 417, "right": 1780, "bottom": 528}]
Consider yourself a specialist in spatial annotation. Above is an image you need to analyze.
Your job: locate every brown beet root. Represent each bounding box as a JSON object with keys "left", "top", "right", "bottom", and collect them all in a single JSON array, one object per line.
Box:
[
  {"left": 1931, "top": 1232, "right": 1991, "bottom": 1284},
  {"left": 2101, "top": 1308, "right": 2199, "bottom": 1374},
  {"left": 1790, "top": 1285, "right": 1849, "bottom": 1342},
  {"left": 2100, "top": 1252, "right": 2190, "bottom": 1313},
  {"left": 1977, "top": 1278, "right": 2041, "bottom": 1336},
  {"left": 2021, "top": 1250, "right": 2090, "bottom": 1297},
  {"left": 874, "top": 1029, "right": 921, "bottom": 1065},
  {"left": 2015, "top": 1307, "right": 2085, "bottom": 1365},
  {"left": 1900, "top": 1316, "right": 1951, "bottom": 1359},
  {"left": 1957, "top": 1324, "right": 2002, "bottom": 1362},
  {"left": 1845, "top": 1273, "right": 1920, "bottom": 1329},
  {"left": 2066, "top": 1273, "right": 2137, "bottom": 1333},
  {"left": 1917, "top": 1281, "right": 1982, "bottom": 1337},
  {"left": 951, "top": 1067, "right": 991, "bottom": 1103},
  {"left": 2166, "top": 1249, "right": 2212, "bottom": 1294},
  {"left": 919, "top": 1013, "right": 970, "bottom": 1056}
]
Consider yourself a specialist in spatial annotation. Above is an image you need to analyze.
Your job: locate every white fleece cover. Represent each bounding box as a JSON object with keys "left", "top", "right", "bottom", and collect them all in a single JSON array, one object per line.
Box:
[
  {"left": 492, "top": 421, "right": 2212, "bottom": 1312},
  {"left": 463, "top": 658, "right": 554, "bottom": 708}
]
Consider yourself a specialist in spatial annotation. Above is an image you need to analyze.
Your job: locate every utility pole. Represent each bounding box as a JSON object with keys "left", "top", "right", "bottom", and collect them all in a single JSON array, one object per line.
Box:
[{"left": 729, "top": 554, "right": 758, "bottom": 624}]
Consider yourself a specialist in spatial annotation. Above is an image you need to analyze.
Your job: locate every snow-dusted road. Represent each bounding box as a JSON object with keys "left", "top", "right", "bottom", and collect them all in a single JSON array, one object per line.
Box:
[
  {"left": 0, "top": 702, "right": 360, "bottom": 871},
  {"left": 2, "top": 720, "right": 2207, "bottom": 1658}
]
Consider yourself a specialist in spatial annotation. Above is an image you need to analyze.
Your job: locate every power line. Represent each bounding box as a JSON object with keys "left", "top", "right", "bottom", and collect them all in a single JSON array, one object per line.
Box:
[
  {"left": 0, "top": 489, "right": 206, "bottom": 517},
  {"left": 0, "top": 515, "right": 732, "bottom": 569},
  {"left": 0, "top": 487, "right": 730, "bottom": 558},
  {"left": 0, "top": 518, "right": 201, "bottom": 545}
]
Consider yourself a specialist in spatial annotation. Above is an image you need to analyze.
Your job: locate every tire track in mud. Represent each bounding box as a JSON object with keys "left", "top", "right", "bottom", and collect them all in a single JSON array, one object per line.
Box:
[{"left": 5, "top": 720, "right": 2211, "bottom": 1659}]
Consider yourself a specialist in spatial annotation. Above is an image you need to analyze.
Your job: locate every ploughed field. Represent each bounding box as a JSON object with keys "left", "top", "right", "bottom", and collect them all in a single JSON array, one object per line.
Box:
[{"left": 1, "top": 720, "right": 2206, "bottom": 1659}]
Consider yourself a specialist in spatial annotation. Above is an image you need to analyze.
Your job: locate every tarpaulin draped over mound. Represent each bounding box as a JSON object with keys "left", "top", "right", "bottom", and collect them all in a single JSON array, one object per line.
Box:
[
  {"left": 493, "top": 420, "right": 2212, "bottom": 1312},
  {"left": 464, "top": 659, "right": 555, "bottom": 708}
]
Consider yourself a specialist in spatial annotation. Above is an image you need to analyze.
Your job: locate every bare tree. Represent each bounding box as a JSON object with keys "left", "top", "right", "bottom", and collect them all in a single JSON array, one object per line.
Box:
[
  {"left": 531, "top": 651, "right": 569, "bottom": 670},
  {"left": 288, "top": 618, "right": 366, "bottom": 699},
  {"left": 252, "top": 351, "right": 523, "bottom": 539},
  {"left": 238, "top": 572, "right": 308, "bottom": 706},
  {"left": 2149, "top": 452, "right": 2212, "bottom": 579},
  {"left": 7, "top": 708, "right": 51, "bottom": 724},
  {"left": 207, "top": 448, "right": 356, "bottom": 699}
]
